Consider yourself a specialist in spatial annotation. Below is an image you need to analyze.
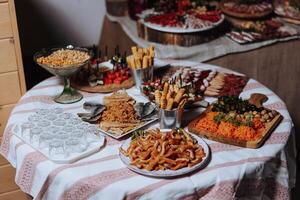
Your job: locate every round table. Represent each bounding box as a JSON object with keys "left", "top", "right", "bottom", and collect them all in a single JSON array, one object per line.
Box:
[{"left": 0, "top": 60, "right": 296, "bottom": 200}]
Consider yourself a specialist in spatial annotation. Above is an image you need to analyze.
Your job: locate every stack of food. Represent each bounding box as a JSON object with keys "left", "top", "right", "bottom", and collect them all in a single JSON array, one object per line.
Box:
[
  {"left": 188, "top": 95, "right": 282, "bottom": 148},
  {"left": 127, "top": 46, "right": 155, "bottom": 69},
  {"left": 96, "top": 91, "right": 156, "bottom": 138},
  {"left": 120, "top": 129, "right": 206, "bottom": 171},
  {"left": 221, "top": 0, "right": 299, "bottom": 43},
  {"left": 98, "top": 91, "right": 142, "bottom": 135}
]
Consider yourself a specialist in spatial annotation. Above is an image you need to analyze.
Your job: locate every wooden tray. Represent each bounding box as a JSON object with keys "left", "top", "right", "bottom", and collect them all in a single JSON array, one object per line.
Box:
[
  {"left": 188, "top": 93, "right": 283, "bottom": 148},
  {"left": 71, "top": 77, "right": 135, "bottom": 93}
]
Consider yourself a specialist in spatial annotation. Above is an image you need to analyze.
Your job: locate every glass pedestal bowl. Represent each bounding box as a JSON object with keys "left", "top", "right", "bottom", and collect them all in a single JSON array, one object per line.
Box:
[{"left": 34, "top": 45, "right": 92, "bottom": 104}]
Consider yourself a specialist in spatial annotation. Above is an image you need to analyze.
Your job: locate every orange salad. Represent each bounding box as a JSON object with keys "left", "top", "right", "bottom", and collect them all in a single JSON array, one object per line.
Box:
[{"left": 195, "top": 111, "right": 265, "bottom": 141}]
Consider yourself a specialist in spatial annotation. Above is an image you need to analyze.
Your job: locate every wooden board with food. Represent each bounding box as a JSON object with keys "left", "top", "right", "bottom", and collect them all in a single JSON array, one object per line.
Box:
[
  {"left": 139, "top": 1, "right": 224, "bottom": 33},
  {"left": 220, "top": 0, "right": 273, "bottom": 19},
  {"left": 72, "top": 54, "right": 134, "bottom": 93},
  {"left": 142, "top": 66, "right": 248, "bottom": 99},
  {"left": 119, "top": 128, "right": 210, "bottom": 177},
  {"left": 188, "top": 93, "right": 283, "bottom": 148},
  {"left": 226, "top": 17, "right": 299, "bottom": 44}
]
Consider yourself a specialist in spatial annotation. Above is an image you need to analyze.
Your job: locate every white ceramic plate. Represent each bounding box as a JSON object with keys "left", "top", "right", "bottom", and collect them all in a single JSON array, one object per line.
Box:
[
  {"left": 140, "top": 9, "right": 225, "bottom": 33},
  {"left": 119, "top": 130, "right": 210, "bottom": 177}
]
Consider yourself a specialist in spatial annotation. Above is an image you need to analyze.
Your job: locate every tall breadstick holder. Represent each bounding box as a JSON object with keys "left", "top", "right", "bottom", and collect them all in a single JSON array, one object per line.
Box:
[
  {"left": 131, "top": 65, "right": 154, "bottom": 89},
  {"left": 159, "top": 108, "right": 183, "bottom": 129}
]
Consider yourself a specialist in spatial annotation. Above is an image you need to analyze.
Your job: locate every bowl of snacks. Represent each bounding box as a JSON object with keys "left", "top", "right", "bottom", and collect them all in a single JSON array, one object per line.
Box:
[{"left": 34, "top": 45, "right": 92, "bottom": 104}]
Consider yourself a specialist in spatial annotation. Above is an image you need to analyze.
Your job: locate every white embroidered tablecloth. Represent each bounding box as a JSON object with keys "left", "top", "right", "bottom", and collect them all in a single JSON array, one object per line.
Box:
[
  {"left": 107, "top": 14, "right": 300, "bottom": 62},
  {"left": 0, "top": 60, "right": 296, "bottom": 200}
]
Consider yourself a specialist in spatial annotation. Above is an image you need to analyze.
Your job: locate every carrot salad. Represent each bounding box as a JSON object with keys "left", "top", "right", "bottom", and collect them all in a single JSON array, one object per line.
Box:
[{"left": 195, "top": 111, "right": 265, "bottom": 141}]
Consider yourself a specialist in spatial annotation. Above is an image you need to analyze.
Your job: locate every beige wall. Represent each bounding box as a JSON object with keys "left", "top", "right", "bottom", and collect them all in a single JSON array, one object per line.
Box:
[{"left": 20, "top": 0, "right": 106, "bottom": 46}]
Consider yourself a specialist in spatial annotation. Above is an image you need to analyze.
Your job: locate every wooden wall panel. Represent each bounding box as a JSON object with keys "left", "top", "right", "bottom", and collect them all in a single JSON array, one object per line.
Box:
[
  {"left": 0, "top": 39, "right": 18, "bottom": 73},
  {"left": 0, "top": 3, "right": 12, "bottom": 39},
  {"left": 0, "top": 104, "right": 14, "bottom": 136},
  {"left": 0, "top": 72, "right": 21, "bottom": 105}
]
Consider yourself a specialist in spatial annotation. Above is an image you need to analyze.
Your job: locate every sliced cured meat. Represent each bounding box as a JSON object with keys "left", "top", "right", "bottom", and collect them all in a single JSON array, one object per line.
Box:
[{"left": 220, "top": 0, "right": 273, "bottom": 19}]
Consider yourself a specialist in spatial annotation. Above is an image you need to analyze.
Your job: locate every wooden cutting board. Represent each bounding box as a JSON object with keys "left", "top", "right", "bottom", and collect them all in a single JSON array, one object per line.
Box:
[
  {"left": 188, "top": 93, "right": 283, "bottom": 148},
  {"left": 71, "top": 77, "right": 134, "bottom": 93}
]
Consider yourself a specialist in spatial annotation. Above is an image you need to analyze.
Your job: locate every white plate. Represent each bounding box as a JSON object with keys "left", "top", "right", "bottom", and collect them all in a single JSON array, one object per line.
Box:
[
  {"left": 119, "top": 130, "right": 210, "bottom": 177},
  {"left": 12, "top": 124, "right": 105, "bottom": 164},
  {"left": 140, "top": 9, "right": 225, "bottom": 33}
]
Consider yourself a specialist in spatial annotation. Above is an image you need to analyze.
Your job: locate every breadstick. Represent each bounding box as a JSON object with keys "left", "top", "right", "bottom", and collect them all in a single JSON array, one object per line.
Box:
[
  {"left": 143, "top": 48, "right": 149, "bottom": 55},
  {"left": 174, "top": 88, "right": 185, "bottom": 104},
  {"left": 154, "top": 90, "right": 161, "bottom": 105},
  {"left": 131, "top": 46, "right": 138, "bottom": 56},
  {"left": 129, "top": 57, "right": 136, "bottom": 69},
  {"left": 160, "top": 98, "right": 167, "bottom": 109},
  {"left": 178, "top": 98, "right": 187, "bottom": 109},
  {"left": 166, "top": 98, "right": 174, "bottom": 110},
  {"left": 174, "top": 85, "right": 180, "bottom": 93},
  {"left": 166, "top": 90, "right": 174, "bottom": 100},
  {"left": 135, "top": 58, "right": 142, "bottom": 69},
  {"left": 142, "top": 56, "right": 148, "bottom": 68},
  {"left": 162, "top": 83, "right": 169, "bottom": 99}
]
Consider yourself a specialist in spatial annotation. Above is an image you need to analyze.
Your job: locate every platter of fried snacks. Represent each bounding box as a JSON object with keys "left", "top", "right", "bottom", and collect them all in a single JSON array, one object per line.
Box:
[
  {"left": 97, "top": 91, "right": 158, "bottom": 139},
  {"left": 126, "top": 46, "right": 155, "bottom": 69},
  {"left": 119, "top": 129, "right": 210, "bottom": 177}
]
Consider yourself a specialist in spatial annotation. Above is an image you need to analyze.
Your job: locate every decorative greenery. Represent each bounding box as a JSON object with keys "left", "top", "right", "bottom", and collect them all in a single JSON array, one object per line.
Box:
[{"left": 212, "top": 96, "right": 260, "bottom": 114}]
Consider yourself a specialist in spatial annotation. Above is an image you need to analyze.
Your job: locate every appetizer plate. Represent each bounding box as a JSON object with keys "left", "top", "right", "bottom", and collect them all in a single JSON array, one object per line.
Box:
[
  {"left": 119, "top": 131, "right": 210, "bottom": 177},
  {"left": 188, "top": 94, "right": 283, "bottom": 148},
  {"left": 12, "top": 124, "right": 105, "bottom": 164},
  {"left": 98, "top": 118, "right": 158, "bottom": 139},
  {"left": 71, "top": 61, "right": 135, "bottom": 93},
  {"left": 139, "top": 10, "right": 225, "bottom": 33}
]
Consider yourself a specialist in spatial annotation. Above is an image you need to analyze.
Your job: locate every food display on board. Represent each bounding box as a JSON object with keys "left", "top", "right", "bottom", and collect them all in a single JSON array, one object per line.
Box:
[
  {"left": 226, "top": 16, "right": 299, "bottom": 43},
  {"left": 139, "top": 0, "right": 224, "bottom": 33},
  {"left": 274, "top": 0, "right": 300, "bottom": 24},
  {"left": 72, "top": 51, "right": 134, "bottom": 93},
  {"left": 188, "top": 94, "right": 283, "bottom": 148},
  {"left": 142, "top": 66, "right": 248, "bottom": 99},
  {"left": 220, "top": 0, "right": 273, "bottom": 19},
  {"left": 119, "top": 129, "right": 206, "bottom": 171}
]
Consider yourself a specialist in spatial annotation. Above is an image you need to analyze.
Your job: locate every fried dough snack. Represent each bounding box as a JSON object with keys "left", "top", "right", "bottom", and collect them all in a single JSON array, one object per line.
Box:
[
  {"left": 101, "top": 101, "right": 140, "bottom": 123},
  {"left": 120, "top": 129, "right": 206, "bottom": 171},
  {"left": 99, "top": 91, "right": 142, "bottom": 135}
]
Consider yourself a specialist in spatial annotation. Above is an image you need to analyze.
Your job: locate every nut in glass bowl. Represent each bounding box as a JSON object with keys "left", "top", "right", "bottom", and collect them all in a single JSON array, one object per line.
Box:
[{"left": 34, "top": 45, "right": 93, "bottom": 104}]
